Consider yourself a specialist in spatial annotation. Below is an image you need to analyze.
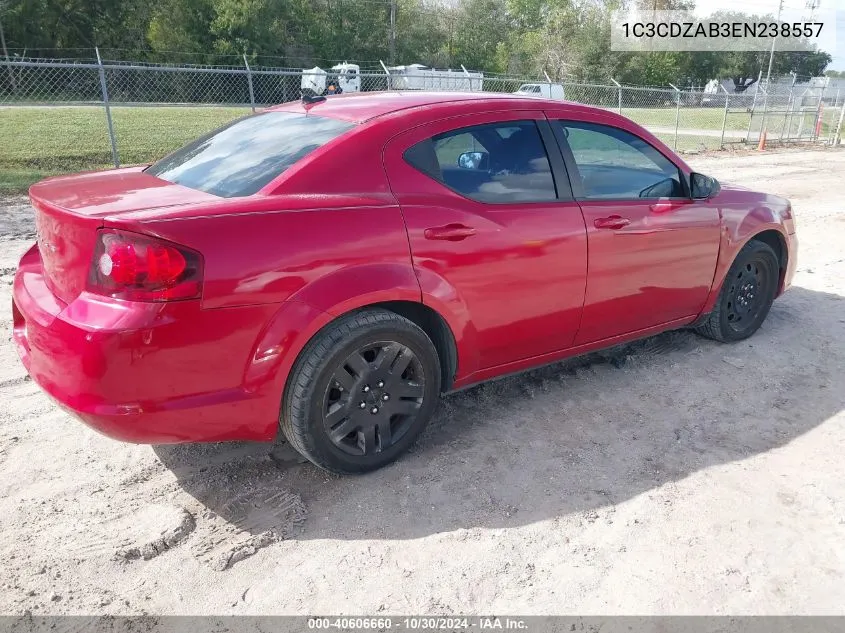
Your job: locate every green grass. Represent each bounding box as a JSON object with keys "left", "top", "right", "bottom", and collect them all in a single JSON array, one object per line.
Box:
[
  {"left": 619, "top": 106, "right": 808, "bottom": 134},
  {"left": 622, "top": 107, "right": 725, "bottom": 129},
  {"left": 622, "top": 106, "right": 842, "bottom": 138},
  {"left": 0, "top": 106, "right": 249, "bottom": 193},
  {"left": 0, "top": 167, "right": 64, "bottom": 193}
]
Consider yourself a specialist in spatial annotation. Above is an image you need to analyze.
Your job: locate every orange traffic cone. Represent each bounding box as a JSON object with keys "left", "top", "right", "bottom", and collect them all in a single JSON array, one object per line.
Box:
[
  {"left": 815, "top": 103, "right": 824, "bottom": 138},
  {"left": 758, "top": 128, "right": 767, "bottom": 151}
]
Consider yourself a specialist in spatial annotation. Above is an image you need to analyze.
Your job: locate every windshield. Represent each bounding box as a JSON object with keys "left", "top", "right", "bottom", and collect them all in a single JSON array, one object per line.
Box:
[{"left": 146, "top": 111, "right": 355, "bottom": 197}]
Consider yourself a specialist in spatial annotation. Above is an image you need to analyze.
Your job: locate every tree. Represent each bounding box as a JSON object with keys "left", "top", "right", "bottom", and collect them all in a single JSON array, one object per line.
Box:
[
  {"left": 450, "top": 0, "right": 510, "bottom": 71},
  {"left": 147, "top": 0, "right": 216, "bottom": 62},
  {"left": 1, "top": 0, "right": 151, "bottom": 56},
  {"left": 394, "top": 0, "right": 449, "bottom": 68},
  {"left": 634, "top": 0, "right": 694, "bottom": 13},
  {"left": 618, "top": 52, "right": 684, "bottom": 86},
  {"left": 0, "top": 0, "right": 834, "bottom": 86},
  {"left": 716, "top": 51, "right": 765, "bottom": 92},
  {"left": 714, "top": 48, "right": 832, "bottom": 92},
  {"left": 780, "top": 49, "right": 832, "bottom": 78}
]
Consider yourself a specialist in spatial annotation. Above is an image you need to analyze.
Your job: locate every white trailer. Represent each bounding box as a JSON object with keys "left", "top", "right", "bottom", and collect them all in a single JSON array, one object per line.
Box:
[
  {"left": 301, "top": 66, "right": 328, "bottom": 95},
  {"left": 514, "top": 83, "right": 565, "bottom": 100},
  {"left": 300, "top": 63, "right": 361, "bottom": 96},
  {"left": 387, "top": 64, "right": 484, "bottom": 92}
]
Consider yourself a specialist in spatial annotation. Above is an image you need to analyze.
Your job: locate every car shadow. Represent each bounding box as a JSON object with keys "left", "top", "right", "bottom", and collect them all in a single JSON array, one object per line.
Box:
[{"left": 153, "top": 285, "right": 845, "bottom": 541}]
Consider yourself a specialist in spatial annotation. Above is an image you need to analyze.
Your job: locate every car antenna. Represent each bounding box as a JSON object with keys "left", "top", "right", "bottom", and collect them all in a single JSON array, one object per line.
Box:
[{"left": 301, "top": 92, "right": 327, "bottom": 106}]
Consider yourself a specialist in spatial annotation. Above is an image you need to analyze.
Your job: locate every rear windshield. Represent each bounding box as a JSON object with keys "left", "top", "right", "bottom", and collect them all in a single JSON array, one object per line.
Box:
[{"left": 146, "top": 111, "right": 354, "bottom": 197}]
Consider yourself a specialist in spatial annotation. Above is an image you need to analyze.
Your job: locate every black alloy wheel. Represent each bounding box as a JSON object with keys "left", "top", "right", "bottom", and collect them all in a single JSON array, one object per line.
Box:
[
  {"left": 322, "top": 341, "right": 425, "bottom": 456},
  {"left": 724, "top": 257, "right": 769, "bottom": 332},
  {"left": 281, "top": 309, "right": 442, "bottom": 474},
  {"left": 696, "top": 239, "right": 780, "bottom": 343}
]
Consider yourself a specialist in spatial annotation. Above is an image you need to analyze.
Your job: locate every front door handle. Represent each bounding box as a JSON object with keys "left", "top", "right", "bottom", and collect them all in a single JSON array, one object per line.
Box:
[
  {"left": 424, "top": 224, "right": 477, "bottom": 241},
  {"left": 594, "top": 215, "right": 631, "bottom": 230},
  {"left": 650, "top": 201, "right": 681, "bottom": 213}
]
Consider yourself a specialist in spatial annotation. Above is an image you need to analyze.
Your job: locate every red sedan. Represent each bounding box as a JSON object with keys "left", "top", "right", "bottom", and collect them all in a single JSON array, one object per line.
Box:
[{"left": 12, "top": 92, "right": 797, "bottom": 474}]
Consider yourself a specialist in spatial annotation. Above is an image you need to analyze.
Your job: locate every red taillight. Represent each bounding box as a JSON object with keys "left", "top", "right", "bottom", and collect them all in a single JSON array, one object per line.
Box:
[{"left": 88, "top": 229, "right": 203, "bottom": 302}]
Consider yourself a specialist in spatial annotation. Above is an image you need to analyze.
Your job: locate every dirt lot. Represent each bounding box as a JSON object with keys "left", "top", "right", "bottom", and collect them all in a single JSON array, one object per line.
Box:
[{"left": 0, "top": 147, "right": 843, "bottom": 615}]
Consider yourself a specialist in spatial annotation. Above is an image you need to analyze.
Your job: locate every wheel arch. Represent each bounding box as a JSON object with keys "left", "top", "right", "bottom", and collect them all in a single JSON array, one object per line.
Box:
[
  {"left": 279, "top": 300, "right": 460, "bottom": 395},
  {"left": 370, "top": 300, "right": 459, "bottom": 392},
  {"left": 243, "top": 263, "right": 475, "bottom": 431},
  {"left": 700, "top": 223, "right": 789, "bottom": 317},
  {"left": 749, "top": 228, "right": 788, "bottom": 292},
  {"left": 245, "top": 296, "right": 462, "bottom": 415}
]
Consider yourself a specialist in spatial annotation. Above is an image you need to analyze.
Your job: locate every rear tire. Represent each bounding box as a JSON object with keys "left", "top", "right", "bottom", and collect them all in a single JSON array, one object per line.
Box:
[
  {"left": 696, "top": 240, "right": 779, "bottom": 343},
  {"left": 281, "top": 309, "right": 441, "bottom": 474}
]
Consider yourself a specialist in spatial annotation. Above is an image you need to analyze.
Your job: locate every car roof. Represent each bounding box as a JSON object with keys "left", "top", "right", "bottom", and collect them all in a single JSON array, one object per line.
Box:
[{"left": 267, "top": 91, "right": 599, "bottom": 124}]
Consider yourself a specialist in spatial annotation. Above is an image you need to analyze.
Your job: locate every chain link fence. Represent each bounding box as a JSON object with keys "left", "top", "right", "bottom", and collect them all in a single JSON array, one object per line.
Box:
[{"left": 1, "top": 55, "right": 843, "bottom": 189}]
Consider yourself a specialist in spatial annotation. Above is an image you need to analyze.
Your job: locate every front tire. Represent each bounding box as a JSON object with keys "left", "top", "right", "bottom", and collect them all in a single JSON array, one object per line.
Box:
[
  {"left": 281, "top": 309, "right": 441, "bottom": 474},
  {"left": 696, "top": 239, "right": 780, "bottom": 343}
]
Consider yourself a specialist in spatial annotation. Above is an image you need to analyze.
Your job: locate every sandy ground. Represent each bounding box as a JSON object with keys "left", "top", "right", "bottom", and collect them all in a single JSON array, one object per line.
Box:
[{"left": 0, "top": 147, "right": 844, "bottom": 616}]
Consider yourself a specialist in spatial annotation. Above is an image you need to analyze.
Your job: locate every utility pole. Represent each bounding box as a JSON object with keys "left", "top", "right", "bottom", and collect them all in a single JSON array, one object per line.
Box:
[
  {"left": 760, "top": 0, "right": 784, "bottom": 146},
  {"left": 764, "top": 0, "right": 785, "bottom": 90},
  {"left": 388, "top": 0, "right": 396, "bottom": 66},
  {"left": 0, "top": 14, "right": 8, "bottom": 62},
  {"left": 0, "top": 13, "right": 16, "bottom": 91},
  {"left": 447, "top": 14, "right": 454, "bottom": 67}
]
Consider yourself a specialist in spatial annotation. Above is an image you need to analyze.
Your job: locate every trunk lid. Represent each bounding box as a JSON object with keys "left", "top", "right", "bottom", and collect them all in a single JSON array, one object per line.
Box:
[{"left": 30, "top": 167, "right": 218, "bottom": 304}]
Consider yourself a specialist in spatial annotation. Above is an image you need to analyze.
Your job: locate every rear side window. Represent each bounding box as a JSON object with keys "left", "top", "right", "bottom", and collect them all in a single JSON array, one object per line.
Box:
[
  {"left": 404, "top": 120, "right": 557, "bottom": 203},
  {"left": 146, "top": 112, "right": 354, "bottom": 198},
  {"left": 553, "top": 121, "right": 684, "bottom": 200}
]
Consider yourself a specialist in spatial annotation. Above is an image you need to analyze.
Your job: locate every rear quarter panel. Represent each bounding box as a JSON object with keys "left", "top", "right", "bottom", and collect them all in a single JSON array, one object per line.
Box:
[
  {"left": 104, "top": 120, "right": 421, "bottom": 412},
  {"left": 107, "top": 113, "right": 414, "bottom": 312},
  {"left": 123, "top": 196, "right": 414, "bottom": 311}
]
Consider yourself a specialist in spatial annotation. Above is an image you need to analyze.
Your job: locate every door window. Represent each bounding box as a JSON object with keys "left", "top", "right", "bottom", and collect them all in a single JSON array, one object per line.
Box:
[
  {"left": 404, "top": 120, "right": 557, "bottom": 203},
  {"left": 554, "top": 121, "right": 684, "bottom": 200}
]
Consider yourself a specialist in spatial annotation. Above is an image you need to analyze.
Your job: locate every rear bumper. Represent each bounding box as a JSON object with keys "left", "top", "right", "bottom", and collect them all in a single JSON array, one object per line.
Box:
[{"left": 12, "top": 244, "right": 285, "bottom": 444}]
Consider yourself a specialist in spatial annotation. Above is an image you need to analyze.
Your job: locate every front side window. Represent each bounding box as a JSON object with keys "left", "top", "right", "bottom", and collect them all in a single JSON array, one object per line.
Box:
[
  {"left": 554, "top": 121, "right": 684, "bottom": 200},
  {"left": 404, "top": 120, "right": 557, "bottom": 203},
  {"left": 146, "top": 112, "right": 354, "bottom": 198}
]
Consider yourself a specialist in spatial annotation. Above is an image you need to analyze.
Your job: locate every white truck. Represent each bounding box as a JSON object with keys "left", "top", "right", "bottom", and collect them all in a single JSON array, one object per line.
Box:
[
  {"left": 514, "top": 83, "right": 565, "bottom": 100},
  {"left": 387, "top": 64, "right": 484, "bottom": 92},
  {"left": 301, "top": 63, "right": 361, "bottom": 96}
]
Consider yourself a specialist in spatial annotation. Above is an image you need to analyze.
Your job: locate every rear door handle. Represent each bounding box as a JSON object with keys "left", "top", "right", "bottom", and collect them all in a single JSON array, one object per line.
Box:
[
  {"left": 424, "top": 224, "right": 477, "bottom": 241},
  {"left": 594, "top": 215, "right": 631, "bottom": 230}
]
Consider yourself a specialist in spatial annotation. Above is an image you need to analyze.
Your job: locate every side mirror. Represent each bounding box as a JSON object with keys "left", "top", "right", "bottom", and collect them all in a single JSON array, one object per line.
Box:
[
  {"left": 458, "top": 151, "right": 489, "bottom": 170},
  {"left": 691, "top": 172, "right": 720, "bottom": 199}
]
